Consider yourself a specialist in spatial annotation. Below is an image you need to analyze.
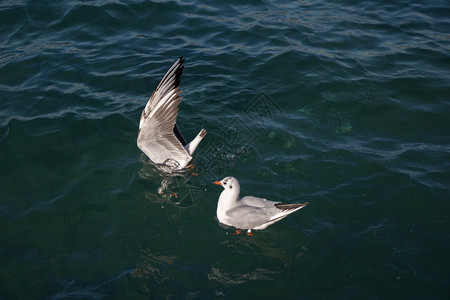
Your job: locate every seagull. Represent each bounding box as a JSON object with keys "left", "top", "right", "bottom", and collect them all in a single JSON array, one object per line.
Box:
[
  {"left": 137, "top": 56, "right": 206, "bottom": 171},
  {"left": 214, "top": 176, "right": 309, "bottom": 235}
]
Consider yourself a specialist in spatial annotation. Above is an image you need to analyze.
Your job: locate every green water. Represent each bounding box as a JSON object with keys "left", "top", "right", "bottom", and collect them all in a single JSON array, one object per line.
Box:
[{"left": 0, "top": 0, "right": 449, "bottom": 298}]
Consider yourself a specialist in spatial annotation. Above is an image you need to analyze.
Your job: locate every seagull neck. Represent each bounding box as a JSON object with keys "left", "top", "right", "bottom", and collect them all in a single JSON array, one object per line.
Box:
[
  {"left": 217, "top": 187, "right": 239, "bottom": 221},
  {"left": 219, "top": 186, "right": 240, "bottom": 204}
]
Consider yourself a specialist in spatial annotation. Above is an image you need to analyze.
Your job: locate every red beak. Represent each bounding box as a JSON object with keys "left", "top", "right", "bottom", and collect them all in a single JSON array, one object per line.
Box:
[{"left": 213, "top": 181, "right": 222, "bottom": 185}]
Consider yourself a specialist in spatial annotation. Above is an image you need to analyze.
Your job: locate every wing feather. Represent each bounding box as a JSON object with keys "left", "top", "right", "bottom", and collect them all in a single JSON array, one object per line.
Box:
[{"left": 137, "top": 57, "right": 191, "bottom": 165}]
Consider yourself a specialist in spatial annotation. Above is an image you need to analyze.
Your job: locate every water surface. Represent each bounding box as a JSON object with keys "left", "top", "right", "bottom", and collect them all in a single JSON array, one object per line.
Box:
[{"left": 0, "top": 0, "right": 449, "bottom": 298}]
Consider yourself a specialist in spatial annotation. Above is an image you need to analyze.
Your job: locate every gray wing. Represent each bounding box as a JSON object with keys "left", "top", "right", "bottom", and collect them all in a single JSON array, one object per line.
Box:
[
  {"left": 137, "top": 57, "right": 190, "bottom": 164},
  {"left": 227, "top": 197, "right": 310, "bottom": 230},
  {"left": 225, "top": 206, "right": 271, "bottom": 230},
  {"left": 240, "top": 196, "right": 280, "bottom": 208}
]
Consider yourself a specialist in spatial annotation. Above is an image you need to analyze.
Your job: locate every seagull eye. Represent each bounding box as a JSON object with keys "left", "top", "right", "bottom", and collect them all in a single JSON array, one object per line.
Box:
[{"left": 229, "top": 185, "right": 233, "bottom": 189}]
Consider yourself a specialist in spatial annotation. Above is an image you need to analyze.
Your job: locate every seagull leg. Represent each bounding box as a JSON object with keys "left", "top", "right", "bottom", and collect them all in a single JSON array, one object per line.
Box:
[
  {"left": 232, "top": 229, "right": 253, "bottom": 236},
  {"left": 186, "top": 164, "right": 198, "bottom": 176}
]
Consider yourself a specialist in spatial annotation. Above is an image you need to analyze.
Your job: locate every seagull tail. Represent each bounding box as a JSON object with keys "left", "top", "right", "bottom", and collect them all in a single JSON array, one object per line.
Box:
[{"left": 274, "top": 202, "right": 309, "bottom": 213}]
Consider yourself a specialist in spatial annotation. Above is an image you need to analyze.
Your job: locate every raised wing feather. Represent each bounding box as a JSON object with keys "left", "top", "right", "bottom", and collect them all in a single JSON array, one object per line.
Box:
[{"left": 137, "top": 57, "right": 191, "bottom": 165}]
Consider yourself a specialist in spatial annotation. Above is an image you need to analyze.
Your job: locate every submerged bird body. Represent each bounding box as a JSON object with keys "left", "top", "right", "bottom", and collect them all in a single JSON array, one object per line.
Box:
[
  {"left": 137, "top": 57, "right": 206, "bottom": 170},
  {"left": 214, "top": 177, "right": 309, "bottom": 232}
]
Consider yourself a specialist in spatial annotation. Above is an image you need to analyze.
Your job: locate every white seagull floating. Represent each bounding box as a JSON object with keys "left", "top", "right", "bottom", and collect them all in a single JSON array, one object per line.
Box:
[
  {"left": 214, "top": 176, "right": 309, "bottom": 235},
  {"left": 137, "top": 56, "right": 206, "bottom": 170}
]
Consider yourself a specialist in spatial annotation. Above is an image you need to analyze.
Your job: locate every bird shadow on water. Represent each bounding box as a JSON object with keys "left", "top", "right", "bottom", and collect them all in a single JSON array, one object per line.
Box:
[
  {"left": 221, "top": 226, "right": 308, "bottom": 266},
  {"left": 129, "top": 227, "right": 309, "bottom": 297},
  {"left": 137, "top": 154, "right": 205, "bottom": 209}
]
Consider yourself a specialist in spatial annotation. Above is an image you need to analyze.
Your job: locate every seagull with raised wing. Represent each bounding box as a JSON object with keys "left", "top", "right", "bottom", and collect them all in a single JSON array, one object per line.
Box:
[
  {"left": 214, "top": 176, "right": 309, "bottom": 235},
  {"left": 137, "top": 56, "right": 206, "bottom": 171}
]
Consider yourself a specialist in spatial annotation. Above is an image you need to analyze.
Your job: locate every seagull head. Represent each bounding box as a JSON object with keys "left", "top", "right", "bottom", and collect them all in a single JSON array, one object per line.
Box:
[{"left": 213, "top": 176, "right": 239, "bottom": 191}]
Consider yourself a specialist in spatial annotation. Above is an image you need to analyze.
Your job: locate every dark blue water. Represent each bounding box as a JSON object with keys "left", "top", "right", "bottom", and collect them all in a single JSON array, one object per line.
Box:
[{"left": 1, "top": 0, "right": 449, "bottom": 298}]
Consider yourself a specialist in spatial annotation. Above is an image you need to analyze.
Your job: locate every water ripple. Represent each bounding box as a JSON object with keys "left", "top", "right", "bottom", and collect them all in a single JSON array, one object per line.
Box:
[{"left": 0, "top": 0, "right": 449, "bottom": 298}]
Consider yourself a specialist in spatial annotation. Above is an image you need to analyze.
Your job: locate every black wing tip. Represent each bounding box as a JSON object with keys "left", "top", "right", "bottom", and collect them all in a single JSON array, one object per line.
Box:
[
  {"left": 159, "top": 56, "right": 185, "bottom": 90},
  {"left": 175, "top": 56, "right": 185, "bottom": 80},
  {"left": 275, "top": 202, "right": 309, "bottom": 211},
  {"left": 175, "top": 56, "right": 185, "bottom": 69}
]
